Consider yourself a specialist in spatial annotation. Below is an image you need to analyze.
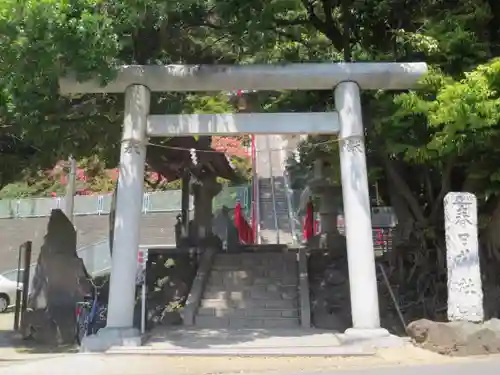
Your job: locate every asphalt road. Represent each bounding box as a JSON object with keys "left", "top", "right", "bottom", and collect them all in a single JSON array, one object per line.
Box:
[
  {"left": 303, "top": 359, "right": 500, "bottom": 375},
  {"left": 0, "top": 355, "right": 500, "bottom": 375}
]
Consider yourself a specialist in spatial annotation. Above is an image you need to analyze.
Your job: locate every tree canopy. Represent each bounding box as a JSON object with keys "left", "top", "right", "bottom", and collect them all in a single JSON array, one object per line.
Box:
[
  {"left": 1, "top": 0, "right": 499, "bottom": 211},
  {"left": 2, "top": 0, "right": 500, "bottom": 317}
]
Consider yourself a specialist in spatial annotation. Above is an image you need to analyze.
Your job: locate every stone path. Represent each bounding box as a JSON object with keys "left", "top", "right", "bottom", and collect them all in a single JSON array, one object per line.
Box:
[{"left": 110, "top": 327, "right": 373, "bottom": 356}]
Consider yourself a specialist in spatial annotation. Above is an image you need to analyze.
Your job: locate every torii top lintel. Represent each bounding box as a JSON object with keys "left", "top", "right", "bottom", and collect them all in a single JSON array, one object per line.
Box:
[{"left": 59, "top": 62, "right": 427, "bottom": 95}]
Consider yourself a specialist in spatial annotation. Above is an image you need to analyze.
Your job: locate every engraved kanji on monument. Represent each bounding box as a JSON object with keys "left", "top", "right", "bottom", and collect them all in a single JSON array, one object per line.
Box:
[{"left": 444, "top": 192, "right": 484, "bottom": 322}]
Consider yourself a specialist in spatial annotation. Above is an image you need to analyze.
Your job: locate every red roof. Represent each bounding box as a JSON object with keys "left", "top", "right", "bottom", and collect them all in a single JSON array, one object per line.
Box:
[{"left": 211, "top": 137, "right": 249, "bottom": 158}]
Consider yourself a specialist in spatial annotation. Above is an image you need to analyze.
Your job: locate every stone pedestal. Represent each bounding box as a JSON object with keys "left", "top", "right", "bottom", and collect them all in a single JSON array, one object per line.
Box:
[{"left": 80, "top": 327, "right": 141, "bottom": 352}]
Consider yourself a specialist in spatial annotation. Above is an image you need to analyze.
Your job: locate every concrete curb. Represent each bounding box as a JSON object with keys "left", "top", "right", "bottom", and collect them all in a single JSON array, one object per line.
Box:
[{"left": 104, "top": 346, "right": 376, "bottom": 357}]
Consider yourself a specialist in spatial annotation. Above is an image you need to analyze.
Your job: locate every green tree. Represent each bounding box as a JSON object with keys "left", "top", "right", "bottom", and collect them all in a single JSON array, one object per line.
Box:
[{"left": 3, "top": 0, "right": 500, "bottom": 319}]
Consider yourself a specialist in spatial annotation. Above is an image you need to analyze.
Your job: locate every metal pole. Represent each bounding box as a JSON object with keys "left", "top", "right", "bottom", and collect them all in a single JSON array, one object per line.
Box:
[
  {"left": 19, "top": 241, "right": 32, "bottom": 337},
  {"left": 377, "top": 262, "right": 406, "bottom": 330},
  {"left": 250, "top": 135, "right": 258, "bottom": 243},
  {"left": 140, "top": 282, "right": 146, "bottom": 334},
  {"left": 13, "top": 244, "right": 23, "bottom": 331},
  {"left": 266, "top": 136, "right": 279, "bottom": 244},
  {"left": 280, "top": 137, "right": 298, "bottom": 244},
  {"left": 253, "top": 136, "right": 262, "bottom": 244},
  {"left": 65, "top": 156, "right": 77, "bottom": 223},
  {"left": 140, "top": 248, "right": 148, "bottom": 335}
]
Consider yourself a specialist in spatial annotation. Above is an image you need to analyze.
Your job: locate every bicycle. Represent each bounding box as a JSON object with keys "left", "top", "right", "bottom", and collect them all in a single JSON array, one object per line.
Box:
[{"left": 75, "top": 278, "right": 108, "bottom": 345}]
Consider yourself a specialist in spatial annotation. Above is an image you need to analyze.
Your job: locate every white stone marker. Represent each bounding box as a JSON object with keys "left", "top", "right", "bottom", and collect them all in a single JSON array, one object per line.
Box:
[{"left": 444, "top": 192, "right": 484, "bottom": 322}]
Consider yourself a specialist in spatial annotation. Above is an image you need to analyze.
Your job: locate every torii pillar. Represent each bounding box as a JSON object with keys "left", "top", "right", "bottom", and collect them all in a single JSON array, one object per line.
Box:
[{"left": 59, "top": 62, "right": 427, "bottom": 351}]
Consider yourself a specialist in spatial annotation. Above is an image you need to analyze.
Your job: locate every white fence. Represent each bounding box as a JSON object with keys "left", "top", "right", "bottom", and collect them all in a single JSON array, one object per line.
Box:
[{"left": 0, "top": 186, "right": 251, "bottom": 219}]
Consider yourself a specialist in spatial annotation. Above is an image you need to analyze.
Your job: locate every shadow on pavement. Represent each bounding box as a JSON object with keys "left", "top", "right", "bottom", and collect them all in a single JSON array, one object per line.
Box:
[
  {"left": 0, "top": 312, "right": 78, "bottom": 356},
  {"left": 0, "top": 329, "right": 78, "bottom": 354}
]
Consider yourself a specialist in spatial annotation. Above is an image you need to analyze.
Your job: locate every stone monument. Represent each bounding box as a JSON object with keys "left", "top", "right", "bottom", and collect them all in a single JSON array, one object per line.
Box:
[
  {"left": 444, "top": 192, "right": 484, "bottom": 322},
  {"left": 24, "top": 209, "right": 92, "bottom": 344}
]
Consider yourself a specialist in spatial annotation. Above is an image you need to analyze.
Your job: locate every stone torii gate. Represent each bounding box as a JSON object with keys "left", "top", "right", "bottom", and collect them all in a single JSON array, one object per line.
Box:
[{"left": 59, "top": 62, "right": 427, "bottom": 350}]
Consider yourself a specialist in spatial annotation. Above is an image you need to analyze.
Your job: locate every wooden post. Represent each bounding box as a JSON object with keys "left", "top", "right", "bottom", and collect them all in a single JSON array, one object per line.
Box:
[{"left": 64, "top": 156, "right": 77, "bottom": 223}]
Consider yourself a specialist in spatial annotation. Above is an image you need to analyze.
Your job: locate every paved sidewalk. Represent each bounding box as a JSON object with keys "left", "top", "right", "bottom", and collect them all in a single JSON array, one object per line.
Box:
[
  {"left": 0, "top": 346, "right": 494, "bottom": 375},
  {"left": 108, "top": 327, "right": 385, "bottom": 356},
  {"left": 2, "top": 311, "right": 500, "bottom": 375}
]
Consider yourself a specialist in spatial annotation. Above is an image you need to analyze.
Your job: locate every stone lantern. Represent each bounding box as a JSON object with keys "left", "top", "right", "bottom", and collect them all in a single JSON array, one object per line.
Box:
[{"left": 308, "top": 159, "right": 345, "bottom": 250}]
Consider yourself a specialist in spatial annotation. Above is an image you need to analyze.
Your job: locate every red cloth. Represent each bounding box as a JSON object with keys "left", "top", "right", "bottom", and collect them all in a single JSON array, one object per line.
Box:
[
  {"left": 303, "top": 201, "right": 314, "bottom": 241},
  {"left": 234, "top": 202, "right": 254, "bottom": 244},
  {"left": 235, "top": 202, "right": 242, "bottom": 235}
]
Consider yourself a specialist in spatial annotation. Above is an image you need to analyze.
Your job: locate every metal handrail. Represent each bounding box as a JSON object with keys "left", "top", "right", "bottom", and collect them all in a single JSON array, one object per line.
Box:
[
  {"left": 283, "top": 169, "right": 298, "bottom": 244},
  {"left": 252, "top": 136, "right": 262, "bottom": 244},
  {"left": 266, "top": 136, "right": 280, "bottom": 244},
  {"left": 279, "top": 137, "right": 299, "bottom": 245}
]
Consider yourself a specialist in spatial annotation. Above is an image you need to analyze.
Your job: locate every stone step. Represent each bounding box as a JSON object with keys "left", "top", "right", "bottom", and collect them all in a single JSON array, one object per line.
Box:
[
  {"left": 258, "top": 187, "right": 287, "bottom": 192},
  {"left": 259, "top": 199, "right": 289, "bottom": 204},
  {"left": 210, "top": 258, "right": 297, "bottom": 270},
  {"left": 204, "top": 278, "right": 298, "bottom": 291},
  {"left": 203, "top": 286, "right": 298, "bottom": 299},
  {"left": 239, "top": 244, "right": 290, "bottom": 252},
  {"left": 194, "top": 250, "right": 301, "bottom": 329},
  {"left": 259, "top": 199, "right": 288, "bottom": 205},
  {"left": 258, "top": 199, "right": 288, "bottom": 205},
  {"left": 259, "top": 202, "right": 289, "bottom": 208},
  {"left": 260, "top": 183, "right": 286, "bottom": 188},
  {"left": 212, "top": 252, "right": 297, "bottom": 262},
  {"left": 200, "top": 298, "right": 298, "bottom": 310},
  {"left": 197, "top": 307, "right": 299, "bottom": 319},
  {"left": 202, "top": 288, "right": 298, "bottom": 300},
  {"left": 259, "top": 218, "right": 291, "bottom": 225},
  {"left": 258, "top": 189, "right": 287, "bottom": 195},
  {"left": 259, "top": 212, "right": 290, "bottom": 218},
  {"left": 194, "top": 316, "right": 300, "bottom": 328},
  {"left": 207, "top": 266, "right": 296, "bottom": 274}
]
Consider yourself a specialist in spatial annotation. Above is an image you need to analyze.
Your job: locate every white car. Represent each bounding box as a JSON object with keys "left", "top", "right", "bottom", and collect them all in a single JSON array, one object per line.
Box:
[{"left": 0, "top": 275, "right": 22, "bottom": 313}]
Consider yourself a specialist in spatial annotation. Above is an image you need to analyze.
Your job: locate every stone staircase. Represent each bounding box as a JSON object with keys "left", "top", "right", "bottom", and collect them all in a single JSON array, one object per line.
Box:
[
  {"left": 255, "top": 135, "right": 295, "bottom": 245},
  {"left": 194, "top": 250, "right": 300, "bottom": 328}
]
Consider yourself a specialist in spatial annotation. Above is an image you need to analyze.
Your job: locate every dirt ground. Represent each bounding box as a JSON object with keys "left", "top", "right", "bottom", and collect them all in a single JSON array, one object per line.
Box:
[
  {"left": 1, "top": 311, "right": 499, "bottom": 374},
  {"left": 0, "top": 312, "right": 76, "bottom": 367}
]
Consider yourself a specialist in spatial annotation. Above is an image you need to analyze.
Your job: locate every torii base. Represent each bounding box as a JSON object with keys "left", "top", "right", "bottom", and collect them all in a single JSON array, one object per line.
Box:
[
  {"left": 341, "top": 327, "right": 404, "bottom": 348},
  {"left": 80, "top": 327, "right": 142, "bottom": 353}
]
